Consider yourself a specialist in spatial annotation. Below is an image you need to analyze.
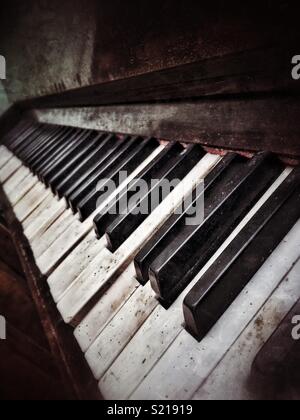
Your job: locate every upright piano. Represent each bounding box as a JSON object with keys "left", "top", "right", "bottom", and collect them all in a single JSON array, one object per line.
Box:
[{"left": 0, "top": 1, "right": 300, "bottom": 400}]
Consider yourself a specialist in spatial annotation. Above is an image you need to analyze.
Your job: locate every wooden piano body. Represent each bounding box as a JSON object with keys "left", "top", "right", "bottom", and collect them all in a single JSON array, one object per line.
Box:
[{"left": 0, "top": 1, "right": 300, "bottom": 400}]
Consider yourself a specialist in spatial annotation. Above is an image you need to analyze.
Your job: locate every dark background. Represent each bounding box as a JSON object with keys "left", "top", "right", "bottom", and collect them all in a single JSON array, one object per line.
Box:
[{"left": 0, "top": 0, "right": 299, "bottom": 103}]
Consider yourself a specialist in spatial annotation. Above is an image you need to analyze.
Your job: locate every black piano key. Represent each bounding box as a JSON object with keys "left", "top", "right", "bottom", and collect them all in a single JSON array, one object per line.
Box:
[
  {"left": 30, "top": 126, "right": 76, "bottom": 173},
  {"left": 55, "top": 134, "right": 119, "bottom": 199},
  {"left": 105, "top": 144, "right": 205, "bottom": 252},
  {"left": 23, "top": 124, "right": 63, "bottom": 161},
  {"left": 148, "top": 152, "right": 283, "bottom": 308},
  {"left": 34, "top": 127, "right": 82, "bottom": 179},
  {"left": 47, "top": 131, "right": 105, "bottom": 193},
  {"left": 25, "top": 125, "right": 69, "bottom": 168},
  {"left": 183, "top": 169, "right": 300, "bottom": 342},
  {"left": 3, "top": 119, "right": 34, "bottom": 148},
  {"left": 68, "top": 136, "right": 140, "bottom": 214},
  {"left": 5, "top": 122, "right": 37, "bottom": 152},
  {"left": 14, "top": 127, "right": 47, "bottom": 159},
  {"left": 13, "top": 125, "right": 45, "bottom": 157},
  {"left": 39, "top": 129, "right": 92, "bottom": 185},
  {"left": 20, "top": 125, "right": 61, "bottom": 163},
  {"left": 76, "top": 137, "right": 159, "bottom": 221},
  {"left": 93, "top": 142, "right": 185, "bottom": 239},
  {"left": 7, "top": 123, "right": 41, "bottom": 152},
  {"left": 134, "top": 153, "right": 237, "bottom": 285}
]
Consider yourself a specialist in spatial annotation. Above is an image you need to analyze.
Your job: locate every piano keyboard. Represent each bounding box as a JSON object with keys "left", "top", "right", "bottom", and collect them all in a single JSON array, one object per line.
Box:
[{"left": 1, "top": 118, "right": 300, "bottom": 400}]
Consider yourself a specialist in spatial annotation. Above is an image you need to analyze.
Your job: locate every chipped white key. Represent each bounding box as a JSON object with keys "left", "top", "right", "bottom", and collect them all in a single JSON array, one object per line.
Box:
[
  {"left": 0, "top": 156, "right": 22, "bottom": 184},
  {"left": 57, "top": 154, "right": 220, "bottom": 324},
  {"left": 192, "top": 258, "right": 300, "bottom": 401},
  {"left": 130, "top": 218, "right": 300, "bottom": 400},
  {"left": 43, "top": 145, "right": 165, "bottom": 279}
]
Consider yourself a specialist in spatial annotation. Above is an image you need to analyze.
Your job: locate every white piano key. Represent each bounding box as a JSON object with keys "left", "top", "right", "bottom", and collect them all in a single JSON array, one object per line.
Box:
[
  {"left": 13, "top": 182, "right": 50, "bottom": 222},
  {"left": 45, "top": 146, "right": 165, "bottom": 285},
  {"left": 130, "top": 217, "right": 300, "bottom": 400},
  {"left": 36, "top": 215, "right": 97, "bottom": 275},
  {"left": 48, "top": 231, "right": 107, "bottom": 302},
  {"left": 0, "top": 146, "right": 13, "bottom": 169},
  {"left": 57, "top": 154, "right": 220, "bottom": 324},
  {"left": 3, "top": 166, "right": 30, "bottom": 194},
  {"left": 6, "top": 173, "right": 38, "bottom": 206},
  {"left": 98, "top": 168, "right": 293, "bottom": 399},
  {"left": 74, "top": 263, "right": 138, "bottom": 352},
  {"left": 22, "top": 193, "right": 53, "bottom": 229},
  {"left": 30, "top": 210, "right": 74, "bottom": 260},
  {"left": 86, "top": 281, "right": 157, "bottom": 380},
  {"left": 23, "top": 194, "right": 64, "bottom": 240},
  {"left": 192, "top": 258, "right": 300, "bottom": 401},
  {"left": 0, "top": 156, "right": 22, "bottom": 183}
]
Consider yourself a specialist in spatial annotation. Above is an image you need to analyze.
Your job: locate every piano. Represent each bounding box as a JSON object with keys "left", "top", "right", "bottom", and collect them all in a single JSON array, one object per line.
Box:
[{"left": 1, "top": 1, "right": 300, "bottom": 401}]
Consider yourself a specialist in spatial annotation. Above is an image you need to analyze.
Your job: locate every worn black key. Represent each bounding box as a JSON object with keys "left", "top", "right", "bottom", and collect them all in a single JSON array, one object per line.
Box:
[
  {"left": 149, "top": 152, "right": 283, "bottom": 308},
  {"left": 40, "top": 129, "right": 92, "bottom": 185},
  {"left": 4, "top": 121, "right": 36, "bottom": 151},
  {"left": 47, "top": 131, "right": 104, "bottom": 193},
  {"left": 25, "top": 125, "right": 69, "bottom": 168},
  {"left": 63, "top": 134, "right": 124, "bottom": 205},
  {"left": 183, "top": 170, "right": 300, "bottom": 341},
  {"left": 13, "top": 125, "right": 45, "bottom": 157},
  {"left": 93, "top": 142, "right": 184, "bottom": 239},
  {"left": 34, "top": 128, "right": 83, "bottom": 179},
  {"left": 106, "top": 144, "right": 204, "bottom": 252},
  {"left": 15, "top": 126, "right": 47, "bottom": 159},
  {"left": 4, "top": 119, "right": 33, "bottom": 148},
  {"left": 134, "top": 153, "right": 237, "bottom": 285},
  {"left": 18, "top": 127, "right": 50, "bottom": 161},
  {"left": 77, "top": 137, "right": 159, "bottom": 221},
  {"left": 7, "top": 123, "right": 40, "bottom": 152},
  {"left": 55, "top": 134, "right": 119, "bottom": 199},
  {"left": 20, "top": 125, "right": 61, "bottom": 163},
  {"left": 68, "top": 135, "right": 139, "bottom": 213},
  {"left": 30, "top": 126, "right": 76, "bottom": 173},
  {"left": 21, "top": 124, "right": 61, "bottom": 161}
]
